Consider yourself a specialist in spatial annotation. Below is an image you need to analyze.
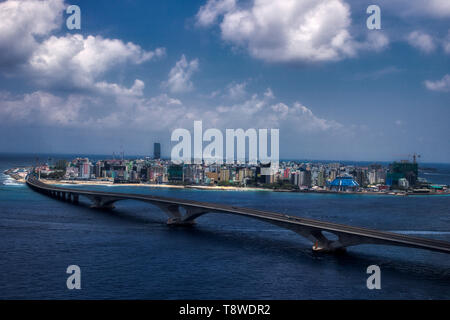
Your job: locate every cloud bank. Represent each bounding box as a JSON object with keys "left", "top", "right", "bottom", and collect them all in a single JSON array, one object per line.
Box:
[{"left": 196, "top": 0, "right": 388, "bottom": 63}]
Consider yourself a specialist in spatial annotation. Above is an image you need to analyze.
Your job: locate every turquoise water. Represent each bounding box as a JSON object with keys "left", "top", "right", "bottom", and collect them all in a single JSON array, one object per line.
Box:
[{"left": 1, "top": 154, "right": 449, "bottom": 299}]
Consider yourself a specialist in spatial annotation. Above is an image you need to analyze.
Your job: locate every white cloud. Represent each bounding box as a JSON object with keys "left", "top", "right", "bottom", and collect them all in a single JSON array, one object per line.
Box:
[
  {"left": 0, "top": 85, "right": 345, "bottom": 139},
  {"left": 196, "top": 0, "right": 236, "bottom": 26},
  {"left": 226, "top": 81, "right": 247, "bottom": 99},
  {"left": 90, "top": 93, "right": 188, "bottom": 130},
  {"left": 94, "top": 79, "right": 145, "bottom": 97},
  {"left": 214, "top": 89, "right": 343, "bottom": 133},
  {"left": 0, "top": 0, "right": 165, "bottom": 98},
  {"left": 263, "top": 88, "right": 274, "bottom": 99},
  {"left": 0, "top": 89, "right": 187, "bottom": 130},
  {"left": 205, "top": 81, "right": 252, "bottom": 100},
  {"left": 28, "top": 34, "right": 165, "bottom": 89},
  {"left": 0, "top": 91, "right": 92, "bottom": 126},
  {"left": 424, "top": 74, "right": 450, "bottom": 92},
  {"left": 163, "top": 55, "right": 199, "bottom": 93},
  {"left": 424, "top": 0, "right": 450, "bottom": 17},
  {"left": 407, "top": 31, "right": 436, "bottom": 53},
  {"left": 410, "top": 0, "right": 450, "bottom": 17},
  {"left": 286, "top": 102, "right": 343, "bottom": 132},
  {"left": 196, "top": 0, "right": 388, "bottom": 63},
  {"left": 406, "top": 29, "right": 450, "bottom": 55},
  {"left": 0, "top": 0, "right": 65, "bottom": 68},
  {"left": 359, "top": 32, "right": 389, "bottom": 52}
]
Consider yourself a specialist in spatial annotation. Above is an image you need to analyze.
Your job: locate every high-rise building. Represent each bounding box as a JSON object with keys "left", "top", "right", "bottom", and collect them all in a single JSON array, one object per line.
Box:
[
  {"left": 387, "top": 161, "right": 418, "bottom": 187},
  {"left": 368, "top": 170, "right": 377, "bottom": 185},
  {"left": 154, "top": 143, "right": 161, "bottom": 159},
  {"left": 298, "top": 169, "right": 312, "bottom": 188},
  {"left": 329, "top": 169, "right": 337, "bottom": 181},
  {"left": 317, "top": 169, "right": 326, "bottom": 187},
  {"left": 168, "top": 164, "right": 183, "bottom": 182},
  {"left": 219, "top": 168, "right": 230, "bottom": 182},
  {"left": 354, "top": 168, "right": 368, "bottom": 187},
  {"left": 95, "top": 161, "right": 104, "bottom": 178}
]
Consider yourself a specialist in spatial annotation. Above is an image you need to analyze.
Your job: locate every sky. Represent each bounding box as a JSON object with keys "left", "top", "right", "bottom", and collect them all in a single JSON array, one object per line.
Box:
[{"left": 0, "top": 0, "right": 449, "bottom": 162}]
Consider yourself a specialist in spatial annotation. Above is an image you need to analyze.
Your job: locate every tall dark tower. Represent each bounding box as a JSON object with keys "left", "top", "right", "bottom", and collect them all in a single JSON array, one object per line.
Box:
[{"left": 153, "top": 143, "right": 161, "bottom": 159}]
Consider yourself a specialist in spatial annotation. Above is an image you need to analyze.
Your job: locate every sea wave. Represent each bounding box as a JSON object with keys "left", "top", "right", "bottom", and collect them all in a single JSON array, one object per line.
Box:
[{"left": 2, "top": 178, "right": 23, "bottom": 186}]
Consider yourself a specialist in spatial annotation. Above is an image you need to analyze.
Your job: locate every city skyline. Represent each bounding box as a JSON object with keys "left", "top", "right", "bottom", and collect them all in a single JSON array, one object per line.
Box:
[
  {"left": 12, "top": 151, "right": 442, "bottom": 197},
  {"left": 0, "top": 0, "right": 449, "bottom": 163},
  {"left": 23, "top": 155, "right": 428, "bottom": 190}
]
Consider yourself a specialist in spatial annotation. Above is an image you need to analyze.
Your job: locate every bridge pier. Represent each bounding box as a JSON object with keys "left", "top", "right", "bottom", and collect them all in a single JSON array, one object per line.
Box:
[
  {"left": 87, "top": 196, "right": 117, "bottom": 209},
  {"left": 308, "top": 231, "right": 372, "bottom": 252},
  {"left": 155, "top": 204, "right": 209, "bottom": 225},
  {"left": 272, "top": 223, "right": 351, "bottom": 252},
  {"left": 166, "top": 217, "right": 196, "bottom": 225},
  {"left": 310, "top": 230, "right": 336, "bottom": 252}
]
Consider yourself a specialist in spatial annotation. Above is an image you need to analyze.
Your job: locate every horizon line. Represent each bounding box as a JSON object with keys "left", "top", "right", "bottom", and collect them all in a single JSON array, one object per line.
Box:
[{"left": 1, "top": 151, "right": 449, "bottom": 165}]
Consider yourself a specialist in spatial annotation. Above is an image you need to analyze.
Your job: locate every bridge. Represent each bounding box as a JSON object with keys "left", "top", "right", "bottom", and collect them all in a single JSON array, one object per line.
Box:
[{"left": 26, "top": 175, "right": 450, "bottom": 254}]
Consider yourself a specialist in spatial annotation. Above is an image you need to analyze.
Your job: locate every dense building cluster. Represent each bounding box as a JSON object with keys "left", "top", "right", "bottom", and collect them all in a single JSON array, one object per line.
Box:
[
  {"left": 26, "top": 144, "right": 443, "bottom": 193},
  {"left": 50, "top": 156, "right": 446, "bottom": 193}
]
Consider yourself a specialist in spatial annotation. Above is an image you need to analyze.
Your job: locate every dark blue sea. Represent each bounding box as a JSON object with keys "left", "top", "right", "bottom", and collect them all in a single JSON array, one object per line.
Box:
[{"left": 1, "top": 154, "right": 449, "bottom": 299}]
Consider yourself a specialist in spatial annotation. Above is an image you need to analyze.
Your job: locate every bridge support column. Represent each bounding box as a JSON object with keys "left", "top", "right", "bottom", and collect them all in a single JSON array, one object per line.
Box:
[
  {"left": 306, "top": 231, "right": 369, "bottom": 252},
  {"left": 276, "top": 223, "right": 351, "bottom": 253},
  {"left": 160, "top": 204, "right": 194, "bottom": 225},
  {"left": 309, "top": 231, "right": 335, "bottom": 252},
  {"left": 154, "top": 204, "right": 209, "bottom": 226},
  {"left": 166, "top": 217, "right": 195, "bottom": 225},
  {"left": 73, "top": 194, "right": 79, "bottom": 204},
  {"left": 87, "top": 196, "right": 117, "bottom": 209}
]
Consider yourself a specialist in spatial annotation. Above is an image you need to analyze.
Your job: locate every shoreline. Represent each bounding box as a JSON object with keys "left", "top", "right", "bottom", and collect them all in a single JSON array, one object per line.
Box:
[
  {"left": 4, "top": 169, "right": 449, "bottom": 196},
  {"left": 40, "top": 179, "right": 271, "bottom": 192}
]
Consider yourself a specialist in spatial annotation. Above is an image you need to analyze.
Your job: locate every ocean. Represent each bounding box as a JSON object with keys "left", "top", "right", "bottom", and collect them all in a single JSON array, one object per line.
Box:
[{"left": 0, "top": 153, "right": 449, "bottom": 299}]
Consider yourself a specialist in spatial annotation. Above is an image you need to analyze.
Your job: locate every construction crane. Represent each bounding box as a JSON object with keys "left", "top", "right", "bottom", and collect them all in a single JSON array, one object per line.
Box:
[
  {"left": 393, "top": 153, "right": 421, "bottom": 163},
  {"left": 411, "top": 153, "right": 421, "bottom": 164}
]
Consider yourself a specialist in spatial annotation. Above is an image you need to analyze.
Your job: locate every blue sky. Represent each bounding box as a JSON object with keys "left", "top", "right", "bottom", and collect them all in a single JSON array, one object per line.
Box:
[{"left": 0, "top": 0, "right": 449, "bottom": 162}]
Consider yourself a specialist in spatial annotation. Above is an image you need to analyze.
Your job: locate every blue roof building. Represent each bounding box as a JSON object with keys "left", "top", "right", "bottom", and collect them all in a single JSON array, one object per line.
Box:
[{"left": 329, "top": 176, "right": 359, "bottom": 191}]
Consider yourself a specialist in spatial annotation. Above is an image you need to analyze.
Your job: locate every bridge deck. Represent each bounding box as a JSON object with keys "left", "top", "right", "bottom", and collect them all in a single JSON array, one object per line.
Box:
[{"left": 26, "top": 176, "right": 450, "bottom": 254}]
